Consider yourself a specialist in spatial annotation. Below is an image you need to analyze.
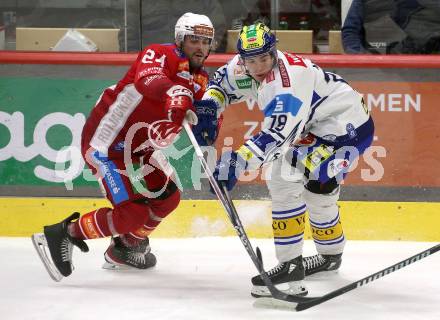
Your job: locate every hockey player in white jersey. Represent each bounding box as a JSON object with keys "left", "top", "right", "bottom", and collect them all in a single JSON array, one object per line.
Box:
[{"left": 192, "top": 23, "right": 374, "bottom": 297}]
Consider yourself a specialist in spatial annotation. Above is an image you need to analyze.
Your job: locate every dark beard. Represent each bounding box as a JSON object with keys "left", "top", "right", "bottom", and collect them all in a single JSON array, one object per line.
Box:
[{"left": 189, "top": 55, "right": 205, "bottom": 69}]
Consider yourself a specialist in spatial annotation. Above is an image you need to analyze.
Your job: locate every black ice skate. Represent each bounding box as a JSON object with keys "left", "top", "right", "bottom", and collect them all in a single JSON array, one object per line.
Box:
[
  {"left": 103, "top": 236, "right": 157, "bottom": 270},
  {"left": 31, "top": 212, "right": 89, "bottom": 282},
  {"left": 303, "top": 253, "right": 342, "bottom": 276},
  {"left": 251, "top": 256, "right": 308, "bottom": 298}
]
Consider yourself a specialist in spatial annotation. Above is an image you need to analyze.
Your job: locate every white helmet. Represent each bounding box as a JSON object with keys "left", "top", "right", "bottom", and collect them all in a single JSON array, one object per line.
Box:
[{"left": 175, "top": 12, "right": 215, "bottom": 47}]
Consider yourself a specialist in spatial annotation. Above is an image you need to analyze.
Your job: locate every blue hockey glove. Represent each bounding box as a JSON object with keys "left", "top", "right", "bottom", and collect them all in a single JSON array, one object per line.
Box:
[
  {"left": 192, "top": 99, "right": 220, "bottom": 146},
  {"left": 211, "top": 151, "right": 247, "bottom": 193}
]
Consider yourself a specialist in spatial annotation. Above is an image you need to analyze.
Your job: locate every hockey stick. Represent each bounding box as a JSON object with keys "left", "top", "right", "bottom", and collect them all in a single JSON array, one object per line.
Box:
[
  {"left": 295, "top": 243, "right": 440, "bottom": 311},
  {"left": 182, "top": 121, "right": 310, "bottom": 305},
  {"left": 183, "top": 121, "right": 440, "bottom": 311}
]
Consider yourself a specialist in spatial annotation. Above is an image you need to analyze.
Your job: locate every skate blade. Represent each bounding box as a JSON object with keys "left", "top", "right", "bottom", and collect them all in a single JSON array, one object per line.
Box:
[
  {"left": 306, "top": 269, "right": 340, "bottom": 280},
  {"left": 253, "top": 297, "right": 298, "bottom": 311},
  {"left": 251, "top": 281, "right": 308, "bottom": 298},
  {"left": 102, "top": 261, "right": 136, "bottom": 270},
  {"left": 31, "top": 233, "right": 63, "bottom": 282},
  {"left": 102, "top": 261, "right": 152, "bottom": 271}
]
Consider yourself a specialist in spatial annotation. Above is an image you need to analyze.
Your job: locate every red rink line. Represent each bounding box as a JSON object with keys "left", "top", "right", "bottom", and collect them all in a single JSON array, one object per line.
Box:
[{"left": 1, "top": 51, "right": 440, "bottom": 68}]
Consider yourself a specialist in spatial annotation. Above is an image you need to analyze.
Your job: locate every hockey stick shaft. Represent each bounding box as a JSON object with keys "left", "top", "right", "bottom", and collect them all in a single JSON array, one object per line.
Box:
[
  {"left": 296, "top": 243, "right": 440, "bottom": 311},
  {"left": 182, "top": 121, "right": 309, "bottom": 304},
  {"left": 182, "top": 121, "right": 261, "bottom": 260},
  {"left": 182, "top": 121, "right": 232, "bottom": 217}
]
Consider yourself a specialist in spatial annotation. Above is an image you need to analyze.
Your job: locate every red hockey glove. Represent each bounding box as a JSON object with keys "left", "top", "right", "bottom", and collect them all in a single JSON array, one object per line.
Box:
[{"left": 165, "top": 85, "right": 197, "bottom": 127}]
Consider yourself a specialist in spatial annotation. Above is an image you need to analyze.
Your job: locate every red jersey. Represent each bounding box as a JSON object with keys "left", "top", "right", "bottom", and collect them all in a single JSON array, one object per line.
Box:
[{"left": 81, "top": 43, "right": 209, "bottom": 159}]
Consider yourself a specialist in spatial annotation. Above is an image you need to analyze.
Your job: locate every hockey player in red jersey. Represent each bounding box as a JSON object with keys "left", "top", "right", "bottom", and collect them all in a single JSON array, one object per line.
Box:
[{"left": 32, "top": 13, "right": 216, "bottom": 281}]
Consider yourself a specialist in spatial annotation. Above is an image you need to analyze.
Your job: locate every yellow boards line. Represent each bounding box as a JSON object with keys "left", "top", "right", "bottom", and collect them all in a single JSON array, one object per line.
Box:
[{"left": 0, "top": 197, "right": 439, "bottom": 241}]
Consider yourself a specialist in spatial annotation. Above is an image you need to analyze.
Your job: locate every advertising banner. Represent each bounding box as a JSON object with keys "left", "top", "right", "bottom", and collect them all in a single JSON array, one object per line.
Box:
[
  {"left": 215, "top": 81, "right": 440, "bottom": 187},
  {"left": 0, "top": 77, "right": 197, "bottom": 190},
  {"left": 1, "top": 77, "right": 439, "bottom": 190}
]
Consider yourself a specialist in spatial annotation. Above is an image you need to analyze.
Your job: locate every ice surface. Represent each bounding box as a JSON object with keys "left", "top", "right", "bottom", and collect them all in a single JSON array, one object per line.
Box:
[{"left": 1, "top": 237, "right": 439, "bottom": 320}]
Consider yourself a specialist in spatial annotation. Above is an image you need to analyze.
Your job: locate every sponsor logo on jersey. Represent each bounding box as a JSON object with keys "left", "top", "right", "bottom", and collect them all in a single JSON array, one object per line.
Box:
[
  {"left": 138, "top": 67, "right": 164, "bottom": 78},
  {"left": 176, "top": 71, "right": 194, "bottom": 85},
  {"left": 265, "top": 70, "right": 275, "bottom": 83},
  {"left": 193, "top": 74, "right": 208, "bottom": 91},
  {"left": 264, "top": 94, "right": 302, "bottom": 117},
  {"left": 322, "top": 134, "right": 337, "bottom": 142},
  {"left": 177, "top": 61, "right": 189, "bottom": 72},
  {"left": 278, "top": 60, "right": 291, "bottom": 87},
  {"left": 143, "top": 74, "right": 166, "bottom": 87},
  {"left": 346, "top": 123, "right": 357, "bottom": 138},
  {"left": 207, "top": 88, "right": 225, "bottom": 104},
  {"left": 90, "top": 85, "right": 142, "bottom": 153},
  {"left": 236, "top": 78, "right": 252, "bottom": 89},
  {"left": 327, "top": 158, "right": 350, "bottom": 178},
  {"left": 284, "top": 52, "right": 307, "bottom": 67},
  {"left": 301, "top": 144, "right": 333, "bottom": 173}
]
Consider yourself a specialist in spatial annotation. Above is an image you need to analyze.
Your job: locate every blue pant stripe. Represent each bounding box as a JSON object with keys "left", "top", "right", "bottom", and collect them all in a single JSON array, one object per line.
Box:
[
  {"left": 274, "top": 238, "right": 303, "bottom": 245},
  {"left": 272, "top": 204, "right": 307, "bottom": 215},
  {"left": 314, "top": 235, "right": 345, "bottom": 246},
  {"left": 309, "top": 213, "right": 340, "bottom": 228},
  {"left": 274, "top": 232, "right": 304, "bottom": 240},
  {"left": 272, "top": 210, "right": 306, "bottom": 220}
]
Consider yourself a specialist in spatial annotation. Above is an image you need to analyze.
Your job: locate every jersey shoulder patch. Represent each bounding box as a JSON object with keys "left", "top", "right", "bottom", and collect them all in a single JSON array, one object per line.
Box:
[{"left": 283, "top": 52, "right": 307, "bottom": 68}]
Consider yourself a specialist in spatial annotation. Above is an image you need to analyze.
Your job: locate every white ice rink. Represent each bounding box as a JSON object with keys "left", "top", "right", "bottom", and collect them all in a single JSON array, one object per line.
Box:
[{"left": 1, "top": 237, "right": 439, "bottom": 320}]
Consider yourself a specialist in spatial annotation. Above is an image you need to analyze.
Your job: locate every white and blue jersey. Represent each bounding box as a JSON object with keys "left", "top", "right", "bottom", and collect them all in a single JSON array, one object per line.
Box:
[{"left": 203, "top": 51, "right": 372, "bottom": 171}]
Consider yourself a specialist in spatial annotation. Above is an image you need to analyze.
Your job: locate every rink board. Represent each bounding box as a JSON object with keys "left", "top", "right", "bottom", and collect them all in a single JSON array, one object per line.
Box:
[{"left": 0, "top": 197, "right": 438, "bottom": 241}]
